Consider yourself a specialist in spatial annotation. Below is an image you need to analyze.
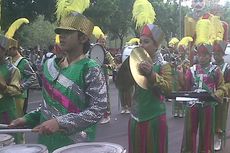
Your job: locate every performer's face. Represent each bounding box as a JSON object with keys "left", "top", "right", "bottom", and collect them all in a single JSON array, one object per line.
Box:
[
  {"left": 197, "top": 51, "right": 211, "bottom": 66},
  {"left": 59, "top": 30, "right": 85, "bottom": 54},
  {"left": 213, "top": 51, "right": 224, "bottom": 63},
  {"left": 140, "top": 35, "right": 158, "bottom": 59}
]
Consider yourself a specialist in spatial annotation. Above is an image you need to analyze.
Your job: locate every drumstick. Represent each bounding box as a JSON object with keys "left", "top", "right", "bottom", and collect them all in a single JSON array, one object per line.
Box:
[{"left": 0, "top": 129, "right": 38, "bottom": 134}]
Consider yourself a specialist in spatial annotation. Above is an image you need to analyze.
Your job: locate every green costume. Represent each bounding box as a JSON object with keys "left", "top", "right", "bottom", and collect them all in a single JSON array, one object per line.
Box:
[{"left": 24, "top": 57, "right": 107, "bottom": 152}]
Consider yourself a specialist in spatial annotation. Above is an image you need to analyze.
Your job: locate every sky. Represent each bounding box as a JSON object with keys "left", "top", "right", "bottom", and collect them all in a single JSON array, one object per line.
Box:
[{"left": 180, "top": 0, "right": 229, "bottom": 6}]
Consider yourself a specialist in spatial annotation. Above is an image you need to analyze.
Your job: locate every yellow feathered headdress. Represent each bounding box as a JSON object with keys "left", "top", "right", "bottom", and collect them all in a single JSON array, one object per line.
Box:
[
  {"left": 168, "top": 37, "right": 179, "bottom": 47},
  {"left": 132, "top": 0, "right": 156, "bottom": 29},
  {"left": 56, "top": 0, "right": 90, "bottom": 22},
  {"left": 195, "top": 19, "right": 212, "bottom": 45},
  {"left": 126, "top": 38, "right": 140, "bottom": 45},
  {"left": 92, "top": 26, "right": 105, "bottom": 39},
  {"left": 5, "top": 18, "right": 29, "bottom": 38},
  {"left": 178, "top": 37, "right": 193, "bottom": 48},
  {"left": 3, "top": 18, "right": 29, "bottom": 49}
]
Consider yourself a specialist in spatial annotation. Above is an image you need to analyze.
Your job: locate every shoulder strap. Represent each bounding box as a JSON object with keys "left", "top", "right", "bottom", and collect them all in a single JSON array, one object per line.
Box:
[
  {"left": 13, "top": 57, "right": 25, "bottom": 67},
  {"left": 222, "top": 63, "right": 228, "bottom": 73}
]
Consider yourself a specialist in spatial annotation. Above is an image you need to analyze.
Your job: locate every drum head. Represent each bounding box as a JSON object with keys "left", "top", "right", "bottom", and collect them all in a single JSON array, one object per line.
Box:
[
  {"left": 0, "top": 134, "right": 14, "bottom": 146},
  {"left": 89, "top": 44, "right": 105, "bottom": 66},
  {"left": 53, "top": 142, "right": 125, "bottom": 153},
  {"left": 0, "top": 144, "right": 48, "bottom": 153}
]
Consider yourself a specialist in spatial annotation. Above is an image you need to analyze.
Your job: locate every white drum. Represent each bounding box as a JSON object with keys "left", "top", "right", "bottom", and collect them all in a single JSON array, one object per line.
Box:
[
  {"left": 0, "top": 144, "right": 48, "bottom": 153},
  {"left": 89, "top": 44, "right": 105, "bottom": 66},
  {"left": 53, "top": 142, "right": 126, "bottom": 153},
  {"left": 122, "top": 45, "right": 138, "bottom": 63},
  {"left": 0, "top": 134, "right": 14, "bottom": 148}
]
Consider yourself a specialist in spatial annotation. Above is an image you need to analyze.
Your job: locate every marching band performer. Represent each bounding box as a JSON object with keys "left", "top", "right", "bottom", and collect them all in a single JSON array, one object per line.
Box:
[
  {"left": 10, "top": 0, "right": 107, "bottom": 152},
  {"left": 0, "top": 35, "right": 21, "bottom": 126},
  {"left": 179, "top": 19, "right": 226, "bottom": 153},
  {"left": 212, "top": 40, "right": 230, "bottom": 151},
  {"left": 128, "top": 23, "right": 172, "bottom": 153},
  {"left": 129, "top": 1, "right": 172, "bottom": 152},
  {"left": 93, "top": 26, "right": 117, "bottom": 124},
  {"left": 172, "top": 37, "right": 192, "bottom": 118},
  {"left": 5, "top": 18, "right": 36, "bottom": 144}
]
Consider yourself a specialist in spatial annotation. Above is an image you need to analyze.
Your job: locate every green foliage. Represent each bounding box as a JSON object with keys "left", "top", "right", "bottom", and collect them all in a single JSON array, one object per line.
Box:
[{"left": 17, "top": 15, "right": 56, "bottom": 49}]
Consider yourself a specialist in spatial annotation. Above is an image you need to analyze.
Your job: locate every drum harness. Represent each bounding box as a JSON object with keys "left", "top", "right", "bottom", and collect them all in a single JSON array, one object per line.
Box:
[{"left": 187, "top": 64, "right": 217, "bottom": 107}]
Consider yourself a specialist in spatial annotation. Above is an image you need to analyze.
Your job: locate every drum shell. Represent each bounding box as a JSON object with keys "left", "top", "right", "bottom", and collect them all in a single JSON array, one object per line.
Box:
[
  {"left": 53, "top": 142, "right": 126, "bottom": 153},
  {"left": 89, "top": 44, "right": 105, "bottom": 66},
  {"left": 0, "top": 144, "right": 48, "bottom": 153},
  {"left": 0, "top": 134, "right": 14, "bottom": 148}
]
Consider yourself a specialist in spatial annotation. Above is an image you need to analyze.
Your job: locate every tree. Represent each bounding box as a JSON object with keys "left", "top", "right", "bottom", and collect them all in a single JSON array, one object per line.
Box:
[
  {"left": 1, "top": 0, "right": 56, "bottom": 31},
  {"left": 85, "top": 0, "right": 134, "bottom": 49},
  {"left": 17, "top": 15, "right": 56, "bottom": 49}
]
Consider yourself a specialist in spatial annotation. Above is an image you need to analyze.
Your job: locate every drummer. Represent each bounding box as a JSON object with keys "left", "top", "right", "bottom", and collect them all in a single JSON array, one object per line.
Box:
[
  {"left": 178, "top": 41, "right": 226, "bottom": 153},
  {"left": 128, "top": 24, "right": 172, "bottom": 153},
  {"left": 212, "top": 40, "right": 230, "bottom": 151},
  {"left": 95, "top": 33, "right": 116, "bottom": 124},
  {"left": 9, "top": 12, "right": 108, "bottom": 152}
]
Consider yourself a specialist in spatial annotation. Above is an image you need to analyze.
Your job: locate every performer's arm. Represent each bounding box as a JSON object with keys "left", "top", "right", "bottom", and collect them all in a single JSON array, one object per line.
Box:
[
  {"left": 3, "top": 68, "right": 22, "bottom": 96},
  {"left": 150, "top": 63, "right": 173, "bottom": 95}
]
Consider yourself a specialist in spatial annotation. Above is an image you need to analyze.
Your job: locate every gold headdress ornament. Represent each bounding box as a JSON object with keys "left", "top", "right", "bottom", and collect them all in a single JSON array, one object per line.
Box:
[
  {"left": 132, "top": 0, "right": 156, "bottom": 29},
  {"left": 168, "top": 37, "right": 179, "bottom": 47},
  {"left": 0, "top": 18, "right": 29, "bottom": 50},
  {"left": 126, "top": 38, "right": 140, "bottom": 45},
  {"left": 55, "top": 0, "right": 94, "bottom": 38},
  {"left": 92, "top": 26, "right": 105, "bottom": 39}
]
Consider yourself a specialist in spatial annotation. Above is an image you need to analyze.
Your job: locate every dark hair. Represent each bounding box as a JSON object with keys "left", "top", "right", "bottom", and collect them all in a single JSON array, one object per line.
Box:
[{"left": 78, "top": 31, "right": 91, "bottom": 54}]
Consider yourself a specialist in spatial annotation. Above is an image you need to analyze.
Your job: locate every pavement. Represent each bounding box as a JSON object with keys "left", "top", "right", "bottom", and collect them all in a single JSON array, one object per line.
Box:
[{"left": 25, "top": 78, "right": 230, "bottom": 153}]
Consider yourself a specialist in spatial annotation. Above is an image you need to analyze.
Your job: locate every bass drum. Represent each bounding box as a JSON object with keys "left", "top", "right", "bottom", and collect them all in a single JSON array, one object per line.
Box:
[
  {"left": 53, "top": 142, "right": 126, "bottom": 153},
  {"left": 122, "top": 45, "right": 138, "bottom": 63},
  {"left": 89, "top": 44, "right": 105, "bottom": 66},
  {"left": 0, "top": 144, "right": 48, "bottom": 153}
]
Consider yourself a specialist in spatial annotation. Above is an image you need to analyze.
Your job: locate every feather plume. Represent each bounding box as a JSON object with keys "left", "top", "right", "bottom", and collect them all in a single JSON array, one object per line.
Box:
[
  {"left": 92, "top": 26, "right": 104, "bottom": 39},
  {"left": 56, "top": 0, "right": 90, "bottom": 21},
  {"left": 195, "top": 19, "right": 211, "bottom": 45},
  {"left": 126, "top": 38, "right": 140, "bottom": 45},
  {"left": 55, "top": 35, "right": 60, "bottom": 44},
  {"left": 132, "top": 0, "right": 156, "bottom": 29},
  {"left": 178, "top": 37, "right": 193, "bottom": 47},
  {"left": 168, "top": 37, "right": 179, "bottom": 47},
  {"left": 209, "top": 15, "right": 224, "bottom": 43},
  {"left": 5, "top": 18, "right": 29, "bottom": 38}
]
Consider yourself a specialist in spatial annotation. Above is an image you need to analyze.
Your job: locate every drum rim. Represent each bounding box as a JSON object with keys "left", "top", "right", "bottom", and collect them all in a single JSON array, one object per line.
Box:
[
  {"left": 53, "top": 142, "right": 124, "bottom": 153},
  {"left": 0, "top": 134, "right": 13, "bottom": 143},
  {"left": 0, "top": 144, "right": 48, "bottom": 152},
  {"left": 88, "top": 44, "right": 105, "bottom": 66}
]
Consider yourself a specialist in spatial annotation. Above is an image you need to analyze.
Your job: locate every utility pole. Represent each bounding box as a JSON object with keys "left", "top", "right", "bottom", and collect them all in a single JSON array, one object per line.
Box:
[{"left": 179, "top": 0, "right": 182, "bottom": 39}]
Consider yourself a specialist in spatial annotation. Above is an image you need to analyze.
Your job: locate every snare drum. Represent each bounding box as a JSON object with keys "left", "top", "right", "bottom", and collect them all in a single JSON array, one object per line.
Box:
[
  {"left": 0, "top": 134, "right": 14, "bottom": 148},
  {"left": 53, "top": 142, "right": 126, "bottom": 153},
  {"left": 89, "top": 44, "right": 105, "bottom": 66},
  {"left": 0, "top": 144, "right": 48, "bottom": 153}
]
